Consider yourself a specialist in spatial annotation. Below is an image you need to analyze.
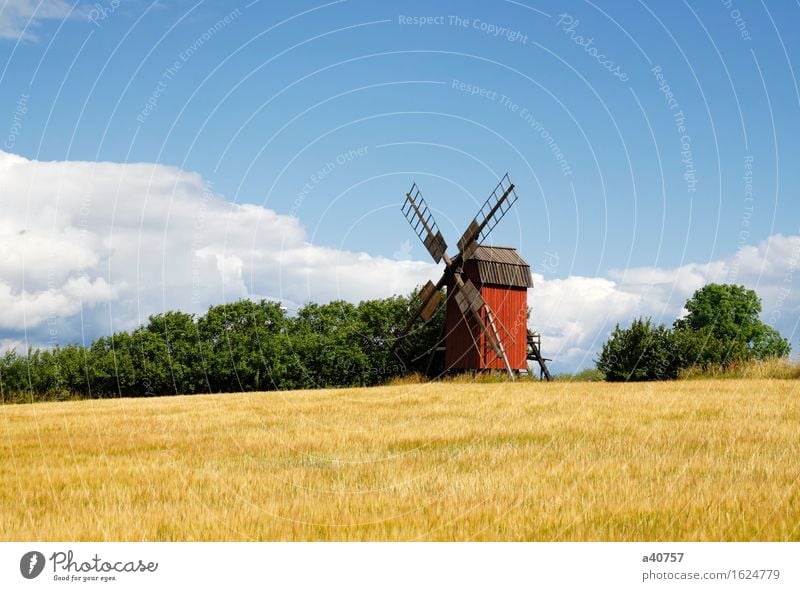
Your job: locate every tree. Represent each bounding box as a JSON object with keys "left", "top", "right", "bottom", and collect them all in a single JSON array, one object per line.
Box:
[
  {"left": 674, "top": 283, "right": 790, "bottom": 365},
  {"left": 52, "top": 345, "right": 91, "bottom": 398},
  {"left": 356, "top": 296, "right": 409, "bottom": 384},
  {"left": 596, "top": 318, "right": 678, "bottom": 381},
  {"left": 135, "top": 311, "right": 205, "bottom": 395},
  {"left": 197, "top": 299, "right": 289, "bottom": 392},
  {"left": 393, "top": 286, "right": 447, "bottom": 377},
  {"left": 670, "top": 326, "right": 727, "bottom": 371},
  {"left": 0, "top": 350, "right": 27, "bottom": 401},
  {"left": 85, "top": 333, "right": 140, "bottom": 397},
  {"left": 751, "top": 324, "right": 791, "bottom": 359},
  {"left": 287, "top": 300, "right": 372, "bottom": 388}
]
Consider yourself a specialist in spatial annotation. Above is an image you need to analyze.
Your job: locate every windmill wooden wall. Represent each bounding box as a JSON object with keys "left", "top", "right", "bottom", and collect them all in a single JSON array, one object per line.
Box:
[{"left": 444, "top": 246, "right": 532, "bottom": 371}]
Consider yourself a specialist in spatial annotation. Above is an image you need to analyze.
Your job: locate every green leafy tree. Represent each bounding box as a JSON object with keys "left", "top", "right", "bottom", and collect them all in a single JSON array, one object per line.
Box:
[
  {"left": 670, "top": 326, "right": 726, "bottom": 372},
  {"left": 356, "top": 296, "right": 409, "bottom": 383},
  {"left": 84, "top": 334, "right": 139, "bottom": 397},
  {"left": 0, "top": 349, "right": 27, "bottom": 401},
  {"left": 198, "top": 299, "right": 288, "bottom": 392},
  {"left": 596, "top": 318, "right": 678, "bottom": 381},
  {"left": 93, "top": 333, "right": 140, "bottom": 397},
  {"left": 288, "top": 301, "right": 371, "bottom": 388},
  {"left": 674, "top": 283, "right": 790, "bottom": 365},
  {"left": 597, "top": 284, "right": 792, "bottom": 382},
  {"left": 393, "top": 286, "right": 447, "bottom": 377},
  {"left": 751, "top": 324, "right": 791, "bottom": 359},
  {"left": 86, "top": 337, "right": 118, "bottom": 397},
  {"left": 52, "top": 345, "right": 90, "bottom": 397},
  {"left": 134, "top": 311, "right": 205, "bottom": 395}
]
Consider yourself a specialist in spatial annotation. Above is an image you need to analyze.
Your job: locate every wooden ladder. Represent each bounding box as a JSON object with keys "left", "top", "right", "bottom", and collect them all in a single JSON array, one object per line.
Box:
[{"left": 526, "top": 331, "right": 552, "bottom": 381}]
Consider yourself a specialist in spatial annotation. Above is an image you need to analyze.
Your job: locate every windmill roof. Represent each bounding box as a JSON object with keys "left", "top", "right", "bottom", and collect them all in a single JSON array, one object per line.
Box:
[
  {"left": 471, "top": 245, "right": 530, "bottom": 266},
  {"left": 468, "top": 246, "right": 533, "bottom": 288}
]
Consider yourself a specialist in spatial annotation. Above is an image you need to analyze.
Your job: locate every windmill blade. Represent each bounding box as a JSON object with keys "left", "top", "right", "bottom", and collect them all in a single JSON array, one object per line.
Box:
[
  {"left": 453, "top": 277, "right": 485, "bottom": 315},
  {"left": 401, "top": 183, "right": 448, "bottom": 263},
  {"left": 418, "top": 280, "right": 442, "bottom": 321},
  {"left": 456, "top": 173, "right": 518, "bottom": 259},
  {"left": 390, "top": 277, "right": 446, "bottom": 355}
]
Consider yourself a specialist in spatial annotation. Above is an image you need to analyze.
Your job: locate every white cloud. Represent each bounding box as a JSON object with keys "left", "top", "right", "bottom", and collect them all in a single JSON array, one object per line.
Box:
[
  {"left": 0, "top": 0, "right": 76, "bottom": 41},
  {"left": 0, "top": 338, "right": 28, "bottom": 355},
  {"left": 0, "top": 149, "right": 434, "bottom": 342},
  {"left": 530, "top": 275, "right": 642, "bottom": 370},
  {"left": 0, "top": 275, "right": 116, "bottom": 330}
]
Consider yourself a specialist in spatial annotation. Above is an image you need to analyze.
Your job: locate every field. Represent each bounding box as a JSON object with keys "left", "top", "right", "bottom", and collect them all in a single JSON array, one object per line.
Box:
[{"left": 1, "top": 380, "right": 799, "bottom": 541}]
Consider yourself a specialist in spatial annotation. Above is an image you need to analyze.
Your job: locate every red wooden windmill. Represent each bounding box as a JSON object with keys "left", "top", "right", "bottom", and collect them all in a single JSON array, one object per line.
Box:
[{"left": 393, "top": 174, "right": 551, "bottom": 380}]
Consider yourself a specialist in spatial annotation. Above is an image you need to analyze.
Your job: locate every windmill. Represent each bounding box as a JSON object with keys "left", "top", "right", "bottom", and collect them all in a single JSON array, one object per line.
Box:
[{"left": 393, "top": 173, "right": 551, "bottom": 380}]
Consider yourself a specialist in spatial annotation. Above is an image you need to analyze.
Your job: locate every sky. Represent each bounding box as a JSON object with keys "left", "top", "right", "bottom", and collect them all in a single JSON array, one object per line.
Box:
[{"left": 1, "top": 0, "right": 799, "bottom": 373}]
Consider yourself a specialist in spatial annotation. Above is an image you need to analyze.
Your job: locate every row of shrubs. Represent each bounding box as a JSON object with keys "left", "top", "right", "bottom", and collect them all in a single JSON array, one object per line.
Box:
[{"left": 0, "top": 293, "right": 444, "bottom": 403}]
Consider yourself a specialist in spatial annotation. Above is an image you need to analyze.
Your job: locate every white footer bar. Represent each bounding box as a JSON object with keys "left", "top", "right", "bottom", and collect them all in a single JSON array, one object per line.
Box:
[{"left": 1, "top": 542, "right": 797, "bottom": 590}]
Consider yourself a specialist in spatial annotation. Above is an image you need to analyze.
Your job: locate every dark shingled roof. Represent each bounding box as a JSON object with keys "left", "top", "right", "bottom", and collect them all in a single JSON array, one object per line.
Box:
[{"left": 468, "top": 246, "right": 533, "bottom": 288}]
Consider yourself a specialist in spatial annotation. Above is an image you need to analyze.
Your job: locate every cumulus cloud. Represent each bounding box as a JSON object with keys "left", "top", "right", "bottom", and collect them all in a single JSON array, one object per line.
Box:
[
  {"left": 1, "top": 149, "right": 798, "bottom": 373},
  {"left": 0, "top": 0, "right": 76, "bottom": 41},
  {"left": 0, "top": 149, "right": 435, "bottom": 348},
  {"left": 0, "top": 275, "right": 116, "bottom": 330},
  {"left": 530, "top": 275, "right": 642, "bottom": 371}
]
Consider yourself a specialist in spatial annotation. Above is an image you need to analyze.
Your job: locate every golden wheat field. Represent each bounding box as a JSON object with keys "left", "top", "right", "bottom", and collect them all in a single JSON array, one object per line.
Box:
[{"left": 1, "top": 379, "right": 799, "bottom": 541}]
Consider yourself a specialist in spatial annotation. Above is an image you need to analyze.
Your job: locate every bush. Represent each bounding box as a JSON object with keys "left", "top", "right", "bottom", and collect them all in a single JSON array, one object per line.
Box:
[{"left": 596, "top": 318, "right": 678, "bottom": 382}]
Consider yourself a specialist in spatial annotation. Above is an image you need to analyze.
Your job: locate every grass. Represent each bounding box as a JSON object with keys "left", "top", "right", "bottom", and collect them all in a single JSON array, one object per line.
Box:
[
  {"left": 553, "top": 367, "right": 606, "bottom": 382},
  {"left": 679, "top": 357, "right": 800, "bottom": 380},
  {"left": 1, "top": 380, "right": 799, "bottom": 541}
]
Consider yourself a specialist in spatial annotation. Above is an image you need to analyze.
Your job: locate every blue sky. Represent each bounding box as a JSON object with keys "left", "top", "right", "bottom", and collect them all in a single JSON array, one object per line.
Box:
[{"left": 1, "top": 0, "right": 799, "bottom": 372}]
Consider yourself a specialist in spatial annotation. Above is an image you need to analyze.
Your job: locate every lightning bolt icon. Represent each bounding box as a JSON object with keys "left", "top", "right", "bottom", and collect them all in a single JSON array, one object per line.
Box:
[{"left": 29, "top": 554, "right": 38, "bottom": 574}]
